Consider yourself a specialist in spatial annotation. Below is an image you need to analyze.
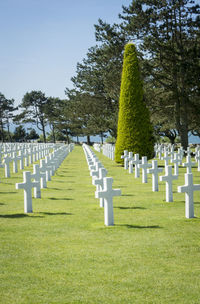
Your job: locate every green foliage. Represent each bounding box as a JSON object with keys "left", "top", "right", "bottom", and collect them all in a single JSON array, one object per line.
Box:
[
  {"left": 13, "top": 126, "right": 26, "bottom": 142},
  {"left": 115, "top": 43, "right": 154, "bottom": 163},
  {"left": 26, "top": 128, "right": 39, "bottom": 140},
  {"left": 0, "top": 92, "right": 17, "bottom": 142},
  {"left": 17, "top": 91, "right": 48, "bottom": 143},
  {"left": 105, "top": 136, "right": 116, "bottom": 144}
]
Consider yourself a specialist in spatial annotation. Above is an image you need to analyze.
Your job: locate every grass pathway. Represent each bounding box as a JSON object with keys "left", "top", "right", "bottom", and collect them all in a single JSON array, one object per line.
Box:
[{"left": 0, "top": 145, "right": 200, "bottom": 303}]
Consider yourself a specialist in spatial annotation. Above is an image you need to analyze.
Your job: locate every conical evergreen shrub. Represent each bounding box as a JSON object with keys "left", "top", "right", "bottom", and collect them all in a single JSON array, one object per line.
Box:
[{"left": 115, "top": 42, "right": 154, "bottom": 164}]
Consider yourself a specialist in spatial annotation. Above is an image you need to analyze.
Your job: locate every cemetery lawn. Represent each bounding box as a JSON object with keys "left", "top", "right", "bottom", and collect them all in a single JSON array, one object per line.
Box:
[{"left": 0, "top": 145, "right": 200, "bottom": 304}]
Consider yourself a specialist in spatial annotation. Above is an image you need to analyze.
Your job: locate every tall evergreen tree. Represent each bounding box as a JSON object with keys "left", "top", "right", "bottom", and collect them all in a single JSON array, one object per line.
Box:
[
  {"left": 115, "top": 42, "right": 154, "bottom": 163},
  {"left": 120, "top": 0, "right": 200, "bottom": 149}
]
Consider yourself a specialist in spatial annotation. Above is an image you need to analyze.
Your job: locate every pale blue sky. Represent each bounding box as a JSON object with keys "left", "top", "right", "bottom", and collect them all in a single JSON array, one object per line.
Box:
[{"left": 0, "top": 0, "right": 131, "bottom": 106}]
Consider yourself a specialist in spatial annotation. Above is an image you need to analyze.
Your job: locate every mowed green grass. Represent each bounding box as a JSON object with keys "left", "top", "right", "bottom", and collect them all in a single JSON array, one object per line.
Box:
[{"left": 0, "top": 145, "right": 200, "bottom": 304}]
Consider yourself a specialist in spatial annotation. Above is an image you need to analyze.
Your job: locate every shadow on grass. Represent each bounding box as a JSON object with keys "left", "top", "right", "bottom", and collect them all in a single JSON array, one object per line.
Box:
[
  {"left": 0, "top": 191, "right": 17, "bottom": 194},
  {"left": 39, "top": 212, "right": 73, "bottom": 216},
  {"left": 48, "top": 197, "right": 73, "bottom": 201},
  {"left": 115, "top": 206, "right": 146, "bottom": 210},
  {"left": 122, "top": 194, "right": 135, "bottom": 197},
  {"left": 0, "top": 203, "right": 5, "bottom": 205},
  {"left": 117, "top": 224, "right": 162, "bottom": 229},
  {"left": 0, "top": 214, "right": 44, "bottom": 218}
]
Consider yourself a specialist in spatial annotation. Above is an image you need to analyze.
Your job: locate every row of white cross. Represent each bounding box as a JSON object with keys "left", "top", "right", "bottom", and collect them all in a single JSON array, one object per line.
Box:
[
  {"left": 14, "top": 144, "right": 74, "bottom": 213},
  {"left": 93, "top": 143, "right": 115, "bottom": 160},
  {"left": 0, "top": 143, "right": 58, "bottom": 179},
  {"left": 121, "top": 149, "right": 200, "bottom": 218},
  {"left": 83, "top": 144, "right": 121, "bottom": 226}
]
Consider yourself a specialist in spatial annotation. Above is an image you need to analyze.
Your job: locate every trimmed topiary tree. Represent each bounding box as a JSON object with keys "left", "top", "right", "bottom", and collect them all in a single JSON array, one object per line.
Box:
[{"left": 115, "top": 42, "right": 154, "bottom": 164}]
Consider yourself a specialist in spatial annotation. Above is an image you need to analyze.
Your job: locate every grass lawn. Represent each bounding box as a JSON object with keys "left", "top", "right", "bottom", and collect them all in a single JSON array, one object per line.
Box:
[{"left": 0, "top": 145, "right": 200, "bottom": 304}]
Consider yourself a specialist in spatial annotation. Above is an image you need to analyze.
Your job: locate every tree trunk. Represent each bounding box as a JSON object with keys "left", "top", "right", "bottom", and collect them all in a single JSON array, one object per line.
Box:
[
  {"left": 0, "top": 120, "right": 4, "bottom": 142},
  {"left": 100, "top": 132, "right": 104, "bottom": 144},
  {"left": 87, "top": 135, "right": 91, "bottom": 145},
  {"left": 7, "top": 121, "right": 12, "bottom": 142},
  {"left": 42, "top": 124, "right": 46, "bottom": 143},
  {"left": 52, "top": 124, "right": 56, "bottom": 143}
]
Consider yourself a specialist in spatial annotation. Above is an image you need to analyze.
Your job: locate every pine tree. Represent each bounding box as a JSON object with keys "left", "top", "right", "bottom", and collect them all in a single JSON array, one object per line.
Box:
[{"left": 115, "top": 42, "right": 154, "bottom": 163}]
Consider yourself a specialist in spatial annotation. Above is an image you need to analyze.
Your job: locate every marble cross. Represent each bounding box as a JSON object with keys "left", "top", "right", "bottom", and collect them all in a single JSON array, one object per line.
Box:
[
  {"left": 195, "top": 151, "right": 200, "bottom": 172},
  {"left": 132, "top": 154, "right": 141, "bottom": 178},
  {"left": 17, "top": 151, "right": 24, "bottom": 170},
  {"left": 3, "top": 154, "right": 12, "bottom": 178},
  {"left": 12, "top": 152, "right": 18, "bottom": 173},
  {"left": 147, "top": 160, "right": 163, "bottom": 191},
  {"left": 16, "top": 171, "right": 39, "bottom": 213},
  {"left": 127, "top": 152, "right": 134, "bottom": 174},
  {"left": 121, "top": 150, "right": 129, "bottom": 170},
  {"left": 178, "top": 173, "right": 200, "bottom": 218},
  {"left": 138, "top": 156, "right": 151, "bottom": 183},
  {"left": 171, "top": 153, "right": 181, "bottom": 176},
  {"left": 162, "top": 152, "right": 171, "bottom": 168},
  {"left": 30, "top": 164, "right": 44, "bottom": 198},
  {"left": 183, "top": 155, "right": 195, "bottom": 174},
  {"left": 95, "top": 177, "right": 121, "bottom": 226},
  {"left": 159, "top": 165, "right": 178, "bottom": 202},
  {"left": 92, "top": 167, "right": 107, "bottom": 208}
]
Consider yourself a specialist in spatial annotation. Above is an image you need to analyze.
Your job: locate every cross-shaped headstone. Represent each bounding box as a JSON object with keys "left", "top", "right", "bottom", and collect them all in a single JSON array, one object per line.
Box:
[
  {"left": 30, "top": 164, "right": 45, "bottom": 198},
  {"left": 178, "top": 173, "right": 200, "bottom": 218},
  {"left": 162, "top": 152, "right": 171, "bottom": 168},
  {"left": 138, "top": 156, "right": 151, "bottom": 183},
  {"left": 185, "top": 146, "right": 191, "bottom": 157},
  {"left": 40, "top": 159, "right": 51, "bottom": 182},
  {"left": 127, "top": 152, "right": 134, "bottom": 174},
  {"left": 177, "top": 147, "right": 184, "bottom": 165},
  {"left": 95, "top": 177, "right": 121, "bottom": 226},
  {"left": 159, "top": 165, "right": 178, "bottom": 202},
  {"left": 171, "top": 153, "right": 181, "bottom": 176},
  {"left": 3, "top": 154, "right": 12, "bottom": 178},
  {"left": 17, "top": 151, "right": 24, "bottom": 170},
  {"left": 16, "top": 171, "right": 39, "bottom": 213},
  {"left": 12, "top": 152, "right": 18, "bottom": 173},
  {"left": 90, "top": 162, "right": 102, "bottom": 179},
  {"left": 121, "top": 150, "right": 129, "bottom": 170},
  {"left": 147, "top": 160, "right": 163, "bottom": 191},
  {"left": 195, "top": 151, "right": 200, "bottom": 172},
  {"left": 131, "top": 154, "right": 141, "bottom": 178},
  {"left": 92, "top": 168, "right": 107, "bottom": 208},
  {"left": 183, "top": 155, "right": 195, "bottom": 174}
]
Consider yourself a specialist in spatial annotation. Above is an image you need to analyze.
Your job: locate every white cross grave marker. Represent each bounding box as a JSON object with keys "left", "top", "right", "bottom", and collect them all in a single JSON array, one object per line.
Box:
[
  {"left": 16, "top": 171, "right": 39, "bottom": 213},
  {"left": 121, "top": 150, "right": 129, "bottom": 170},
  {"left": 17, "top": 151, "right": 24, "bottom": 170},
  {"left": 95, "top": 177, "right": 121, "bottom": 226},
  {"left": 138, "top": 156, "right": 151, "bottom": 183},
  {"left": 12, "top": 152, "right": 18, "bottom": 173},
  {"left": 3, "top": 154, "right": 12, "bottom": 178},
  {"left": 162, "top": 152, "right": 171, "bottom": 168},
  {"left": 178, "top": 173, "right": 200, "bottom": 218},
  {"left": 128, "top": 152, "right": 134, "bottom": 174},
  {"left": 195, "top": 151, "right": 200, "bottom": 172},
  {"left": 92, "top": 167, "right": 107, "bottom": 208},
  {"left": 183, "top": 155, "right": 195, "bottom": 174},
  {"left": 159, "top": 165, "right": 178, "bottom": 202},
  {"left": 31, "top": 164, "right": 44, "bottom": 198},
  {"left": 132, "top": 153, "right": 141, "bottom": 178},
  {"left": 147, "top": 160, "right": 163, "bottom": 191},
  {"left": 171, "top": 153, "right": 181, "bottom": 176}
]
